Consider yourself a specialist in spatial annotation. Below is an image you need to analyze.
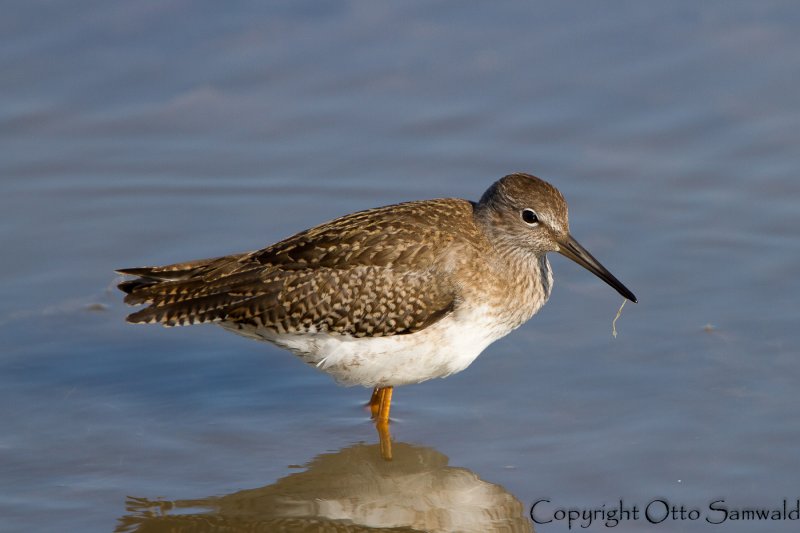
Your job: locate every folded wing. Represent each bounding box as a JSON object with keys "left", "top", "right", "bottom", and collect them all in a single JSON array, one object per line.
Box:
[{"left": 118, "top": 200, "right": 472, "bottom": 337}]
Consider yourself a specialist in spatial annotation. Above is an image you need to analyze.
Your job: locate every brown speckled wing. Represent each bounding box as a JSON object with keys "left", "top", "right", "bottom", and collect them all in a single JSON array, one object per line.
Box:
[
  {"left": 119, "top": 199, "right": 473, "bottom": 337},
  {"left": 225, "top": 266, "right": 455, "bottom": 337}
]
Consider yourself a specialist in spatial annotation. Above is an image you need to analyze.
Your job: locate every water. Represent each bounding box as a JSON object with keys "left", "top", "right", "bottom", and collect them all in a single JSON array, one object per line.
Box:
[{"left": 2, "top": 1, "right": 799, "bottom": 531}]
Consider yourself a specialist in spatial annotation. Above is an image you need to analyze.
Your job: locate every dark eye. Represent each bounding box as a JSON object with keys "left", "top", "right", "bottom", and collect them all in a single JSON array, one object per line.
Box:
[{"left": 521, "top": 208, "right": 539, "bottom": 225}]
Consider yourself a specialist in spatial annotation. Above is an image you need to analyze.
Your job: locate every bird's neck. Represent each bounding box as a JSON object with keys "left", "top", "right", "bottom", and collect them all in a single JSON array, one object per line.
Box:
[
  {"left": 452, "top": 235, "right": 553, "bottom": 335},
  {"left": 461, "top": 202, "right": 553, "bottom": 329},
  {"left": 493, "top": 241, "right": 553, "bottom": 318}
]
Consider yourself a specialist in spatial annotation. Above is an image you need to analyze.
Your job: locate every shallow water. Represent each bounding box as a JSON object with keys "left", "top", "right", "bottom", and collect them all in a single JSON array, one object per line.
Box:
[{"left": 2, "top": 1, "right": 800, "bottom": 532}]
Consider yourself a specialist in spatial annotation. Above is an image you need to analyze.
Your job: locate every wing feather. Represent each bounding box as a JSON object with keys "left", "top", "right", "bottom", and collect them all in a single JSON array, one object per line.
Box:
[{"left": 118, "top": 199, "right": 476, "bottom": 336}]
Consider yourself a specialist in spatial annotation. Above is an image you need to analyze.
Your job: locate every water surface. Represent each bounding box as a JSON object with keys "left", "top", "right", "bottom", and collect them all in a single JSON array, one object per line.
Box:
[{"left": 2, "top": 1, "right": 799, "bottom": 531}]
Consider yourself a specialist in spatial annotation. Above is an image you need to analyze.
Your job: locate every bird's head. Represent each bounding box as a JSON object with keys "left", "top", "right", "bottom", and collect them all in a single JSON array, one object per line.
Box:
[{"left": 477, "top": 173, "right": 637, "bottom": 303}]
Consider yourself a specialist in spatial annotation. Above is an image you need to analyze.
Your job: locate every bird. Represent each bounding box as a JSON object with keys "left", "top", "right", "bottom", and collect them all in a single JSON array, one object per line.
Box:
[{"left": 117, "top": 173, "right": 636, "bottom": 458}]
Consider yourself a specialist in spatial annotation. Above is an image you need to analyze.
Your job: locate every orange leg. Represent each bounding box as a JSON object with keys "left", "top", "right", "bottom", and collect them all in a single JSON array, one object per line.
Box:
[
  {"left": 377, "top": 386, "right": 393, "bottom": 423},
  {"left": 368, "top": 387, "right": 382, "bottom": 419},
  {"left": 368, "top": 386, "right": 394, "bottom": 460}
]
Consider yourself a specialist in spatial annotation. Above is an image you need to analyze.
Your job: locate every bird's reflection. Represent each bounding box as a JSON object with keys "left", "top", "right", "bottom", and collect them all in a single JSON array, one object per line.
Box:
[{"left": 116, "top": 441, "right": 532, "bottom": 533}]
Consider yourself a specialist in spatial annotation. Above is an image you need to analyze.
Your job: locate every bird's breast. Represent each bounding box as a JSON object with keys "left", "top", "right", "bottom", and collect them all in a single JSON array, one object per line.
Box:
[{"left": 456, "top": 251, "right": 553, "bottom": 334}]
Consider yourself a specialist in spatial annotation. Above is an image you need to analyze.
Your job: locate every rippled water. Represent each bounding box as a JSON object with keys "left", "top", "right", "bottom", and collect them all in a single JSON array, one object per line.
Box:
[{"left": 2, "top": 2, "right": 799, "bottom": 532}]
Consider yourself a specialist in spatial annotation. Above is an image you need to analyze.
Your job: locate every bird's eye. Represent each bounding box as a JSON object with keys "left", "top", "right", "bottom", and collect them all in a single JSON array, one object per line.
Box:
[{"left": 521, "top": 208, "right": 539, "bottom": 225}]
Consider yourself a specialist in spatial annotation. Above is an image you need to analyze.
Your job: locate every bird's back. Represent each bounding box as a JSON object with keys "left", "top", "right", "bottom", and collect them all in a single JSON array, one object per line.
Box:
[{"left": 118, "top": 198, "right": 485, "bottom": 338}]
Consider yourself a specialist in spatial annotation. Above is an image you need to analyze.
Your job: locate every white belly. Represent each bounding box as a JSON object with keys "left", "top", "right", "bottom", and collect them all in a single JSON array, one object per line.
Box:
[{"left": 221, "top": 305, "right": 516, "bottom": 387}]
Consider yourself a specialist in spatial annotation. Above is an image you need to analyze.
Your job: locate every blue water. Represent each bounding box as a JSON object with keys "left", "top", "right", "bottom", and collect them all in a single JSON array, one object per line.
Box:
[{"left": 2, "top": 1, "right": 799, "bottom": 531}]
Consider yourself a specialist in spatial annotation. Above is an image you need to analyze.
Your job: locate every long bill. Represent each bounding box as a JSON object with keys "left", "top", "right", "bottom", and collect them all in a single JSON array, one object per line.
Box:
[{"left": 557, "top": 234, "right": 638, "bottom": 303}]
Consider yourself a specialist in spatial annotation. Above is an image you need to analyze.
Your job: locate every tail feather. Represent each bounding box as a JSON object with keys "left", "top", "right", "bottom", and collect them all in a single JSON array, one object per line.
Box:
[
  {"left": 116, "top": 253, "right": 271, "bottom": 326},
  {"left": 120, "top": 267, "right": 267, "bottom": 306},
  {"left": 117, "top": 278, "right": 158, "bottom": 296},
  {"left": 115, "top": 255, "right": 232, "bottom": 281},
  {"left": 125, "top": 292, "right": 258, "bottom": 326}
]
